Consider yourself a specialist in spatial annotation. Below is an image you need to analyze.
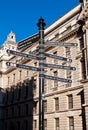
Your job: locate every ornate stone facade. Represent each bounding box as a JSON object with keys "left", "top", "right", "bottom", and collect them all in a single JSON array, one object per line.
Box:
[{"left": 0, "top": 3, "right": 88, "bottom": 130}]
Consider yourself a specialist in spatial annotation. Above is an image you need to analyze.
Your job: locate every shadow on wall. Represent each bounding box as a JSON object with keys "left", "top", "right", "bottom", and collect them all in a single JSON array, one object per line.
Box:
[
  {"left": 0, "top": 88, "right": 5, "bottom": 130},
  {"left": 77, "top": 90, "right": 86, "bottom": 130},
  {"left": 3, "top": 77, "right": 35, "bottom": 130}
]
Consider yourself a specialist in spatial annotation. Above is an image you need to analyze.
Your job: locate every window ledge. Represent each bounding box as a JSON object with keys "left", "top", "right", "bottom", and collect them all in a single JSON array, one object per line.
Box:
[{"left": 80, "top": 79, "right": 88, "bottom": 83}]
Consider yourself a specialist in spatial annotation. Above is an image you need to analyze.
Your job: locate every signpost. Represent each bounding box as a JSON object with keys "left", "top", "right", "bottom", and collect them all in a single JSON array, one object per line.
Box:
[
  {"left": 44, "top": 63, "right": 76, "bottom": 70},
  {"left": 6, "top": 62, "right": 40, "bottom": 71},
  {"left": 7, "top": 49, "right": 39, "bottom": 60},
  {"left": 43, "top": 74, "right": 72, "bottom": 83},
  {"left": 6, "top": 18, "right": 77, "bottom": 130},
  {"left": 45, "top": 41, "right": 78, "bottom": 47},
  {"left": 44, "top": 52, "right": 72, "bottom": 62},
  {"left": 37, "top": 18, "right": 45, "bottom": 130}
]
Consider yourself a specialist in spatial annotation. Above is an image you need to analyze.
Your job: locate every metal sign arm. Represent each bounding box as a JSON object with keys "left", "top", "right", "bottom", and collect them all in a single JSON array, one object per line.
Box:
[
  {"left": 45, "top": 41, "right": 78, "bottom": 47},
  {"left": 44, "top": 52, "right": 72, "bottom": 62},
  {"left": 43, "top": 74, "right": 72, "bottom": 83},
  {"left": 6, "top": 49, "right": 39, "bottom": 61},
  {"left": 6, "top": 62, "right": 40, "bottom": 72},
  {"left": 44, "top": 63, "right": 76, "bottom": 70}
]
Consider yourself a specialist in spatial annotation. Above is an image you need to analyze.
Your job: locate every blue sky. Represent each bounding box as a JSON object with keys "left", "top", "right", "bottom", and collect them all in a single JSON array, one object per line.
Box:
[{"left": 0, "top": 0, "right": 79, "bottom": 45}]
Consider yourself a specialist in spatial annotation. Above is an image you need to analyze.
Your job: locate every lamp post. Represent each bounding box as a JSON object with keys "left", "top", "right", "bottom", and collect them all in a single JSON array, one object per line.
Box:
[{"left": 37, "top": 18, "right": 46, "bottom": 130}]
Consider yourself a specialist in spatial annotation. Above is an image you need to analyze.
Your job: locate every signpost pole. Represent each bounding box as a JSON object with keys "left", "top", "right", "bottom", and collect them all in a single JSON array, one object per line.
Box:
[{"left": 37, "top": 18, "right": 46, "bottom": 130}]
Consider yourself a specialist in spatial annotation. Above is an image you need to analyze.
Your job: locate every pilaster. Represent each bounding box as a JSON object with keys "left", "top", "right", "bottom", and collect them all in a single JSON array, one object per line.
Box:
[
  {"left": 84, "top": 22, "right": 88, "bottom": 77},
  {"left": 81, "top": 80, "right": 88, "bottom": 130}
]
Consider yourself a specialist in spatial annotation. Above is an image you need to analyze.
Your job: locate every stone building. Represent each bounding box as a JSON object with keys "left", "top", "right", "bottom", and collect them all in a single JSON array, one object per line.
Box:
[
  {"left": 0, "top": 88, "right": 4, "bottom": 130},
  {"left": 0, "top": 1, "right": 88, "bottom": 130}
]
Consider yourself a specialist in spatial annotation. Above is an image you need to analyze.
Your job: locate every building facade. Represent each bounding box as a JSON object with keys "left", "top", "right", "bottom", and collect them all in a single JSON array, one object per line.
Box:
[{"left": 0, "top": 2, "right": 88, "bottom": 130}]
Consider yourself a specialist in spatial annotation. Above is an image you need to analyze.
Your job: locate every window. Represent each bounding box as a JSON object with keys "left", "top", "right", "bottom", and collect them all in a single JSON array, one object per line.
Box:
[
  {"left": 44, "top": 100, "right": 47, "bottom": 113},
  {"left": 17, "top": 121, "right": 20, "bottom": 130},
  {"left": 8, "top": 77, "right": 10, "bottom": 85},
  {"left": 4, "top": 122, "right": 7, "bottom": 130},
  {"left": 33, "top": 120, "right": 37, "bottom": 130},
  {"left": 17, "top": 83, "right": 21, "bottom": 100},
  {"left": 69, "top": 117, "right": 74, "bottom": 130},
  {"left": 11, "top": 36, "right": 13, "bottom": 39},
  {"left": 13, "top": 74, "right": 15, "bottom": 83},
  {"left": 53, "top": 51, "right": 58, "bottom": 64},
  {"left": 24, "top": 120, "right": 28, "bottom": 130},
  {"left": 26, "top": 104, "right": 28, "bottom": 115},
  {"left": 18, "top": 105, "right": 21, "bottom": 116},
  {"left": 33, "top": 79, "right": 37, "bottom": 96},
  {"left": 55, "top": 118, "right": 59, "bottom": 130},
  {"left": 34, "top": 62, "right": 37, "bottom": 67},
  {"left": 79, "top": 37, "right": 86, "bottom": 79},
  {"left": 44, "top": 119, "right": 47, "bottom": 130},
  {"left": 65, "top": 47, "right": 71, "bottom": 58},
  {"left": 11, "top": 87, "right": 14, "bottom": 102},
  {"left": 25, "top": 85, "right": 28, "bottom": 98},
  {"left": 55, "top": 97, "right": 59, "bottom": 111},
  {"left": 54, "top": 71, "right": 58, "bottom": 77},
  {"left": 68, "top": 94, "right": 73, "bottom": 109},
  {"left": 23, "top": 79, "right": 29, "bottom": 98},
  {"left": 33, "top": 101, "right": 37, "bottom": 114},
  {"left": 6, "top": 109, "right": 8, "bottom": 118},
  {"left": 12, "top": 107, "right": 14, "bottom": 117},
  {"left": 54, "top": 71, "right": 58, "bottom": 88},
  {"left": 19, "top": 70, "right": 22, "bottom": 80},
  {"left": 18, "top": 87, "right": 21, "bottom": 100},
  {"left": 44, "top": 79, "right": 47, "bottom": 93},
  {"left": 6, "top": 89, "right": 8, "bottom": 103},
  {"left": 26, "top": 71, "right": 29, "bottom": 77}
]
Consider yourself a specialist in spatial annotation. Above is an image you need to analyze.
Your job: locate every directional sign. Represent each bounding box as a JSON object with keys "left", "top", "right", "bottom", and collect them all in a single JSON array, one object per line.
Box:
[
  {"left": 43, "top": 74, "right": 72, "bottom": 83},
  {"left": 6, "top": 62, "right": 40, "bottom": 72},
  {"left": 44, "top": 52, "right": 72, "bottom": 62},
  {"left": 45, "top": 42, "right": 78, "bottom": 47},
  {"left": 44, "top": 63, "right": 76, "bottom": 71},
  {"left": 6, "top": 49, "right": 40, "bottom": 61}
]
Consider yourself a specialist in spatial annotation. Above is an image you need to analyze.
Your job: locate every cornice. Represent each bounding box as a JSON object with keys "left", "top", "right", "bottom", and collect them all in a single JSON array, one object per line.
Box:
[
  {"left": 45, "top": 5, "right": 81, "bottom": 35},
  {"left": 18, "top": 34, "right": 39, "bottom": 50},
  {"left": 56, "top": 25, "right": 80, "bottom": 42},
  {"left": 44, "top": 85, "right": 83, "bottom": 98},
  {"left": 78, "top": 3, "right": 88, "bottom": 21},
  {"left": 17, "top": 5, "right": 81, "bottom": 50}
]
